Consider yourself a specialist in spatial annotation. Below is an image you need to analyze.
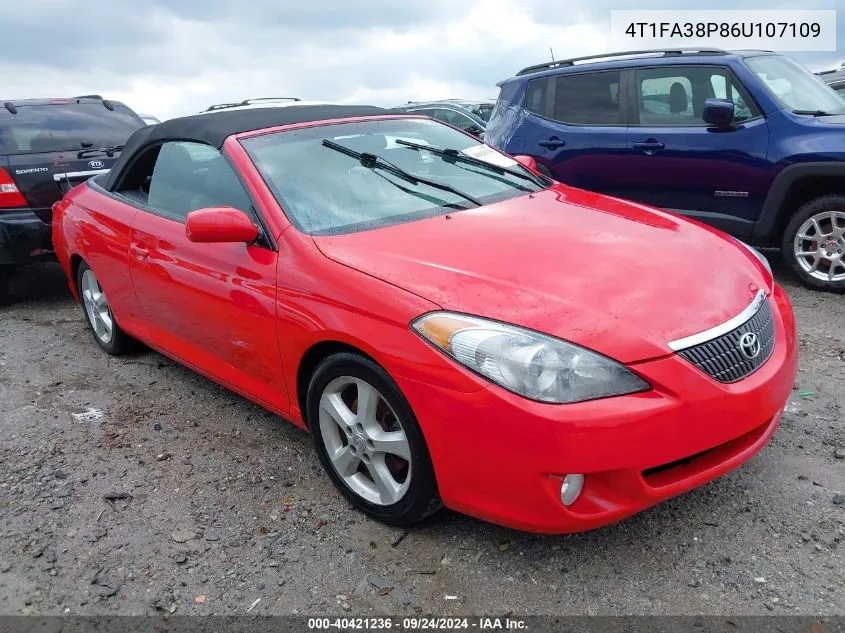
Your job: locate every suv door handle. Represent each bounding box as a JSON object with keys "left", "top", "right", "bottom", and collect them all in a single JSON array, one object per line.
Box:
[
  {"left": 130, "top": 244, "right": 149, "bottom": 260},
  {"left": 633, "top": 140, "right": 665, "bottom": 154},
  {"left": 538, "top": 138, "right": 566, "bottom": 149}
]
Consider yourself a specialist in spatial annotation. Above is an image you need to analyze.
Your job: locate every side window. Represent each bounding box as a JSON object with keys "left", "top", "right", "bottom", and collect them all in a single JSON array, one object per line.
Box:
[
  {"left": 711, "top": 74, "right": 728, "bottom": 99},
  {"left": 524, "top": 77, "right": 552, "bottom": 118},
  {"left": 445, "top": 110, "right": 475, "bottom": 128},
  {"left": 710, "top": 72, "right": 757, "bottom": 122},
  {"left": 525, "top": 72, "right": 622, "bottom": 125},
  {"left": 638, "top": 69, "right": 694, "bottom": 123},
  {"left": 422, "top": 109, "right": 454, "bottom": 124},
  {"left": 134, "top": 141, "right": 253, "bottom": 222},
  {"left": 637, "top": 66, "right": 759, "bottom": 126},
  {"left": 114, "top": 145, "right": 161, "bottom": 205},
  {"left": 419, "top": 109, "right": 465, "bottom": 127}
]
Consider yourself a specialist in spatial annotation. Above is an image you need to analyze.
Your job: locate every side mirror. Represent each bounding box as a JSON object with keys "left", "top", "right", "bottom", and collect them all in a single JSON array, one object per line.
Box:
[
  {"left": 465, "top": 125, "right": 484, "bottom": 137},
  {"left": 512, "top": 154, "right": 539, "bottom": 171},
  {"left": 185, "top": 207, "right": 259, "bottom": 244},
  {"left": 703, "top": 98, "right": 735, "bottom": 127}
]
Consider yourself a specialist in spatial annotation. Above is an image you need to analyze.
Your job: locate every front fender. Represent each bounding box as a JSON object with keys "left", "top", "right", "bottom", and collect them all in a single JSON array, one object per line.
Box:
[{"left": 752, "top": 161, "right": 845, "bottom": 244}]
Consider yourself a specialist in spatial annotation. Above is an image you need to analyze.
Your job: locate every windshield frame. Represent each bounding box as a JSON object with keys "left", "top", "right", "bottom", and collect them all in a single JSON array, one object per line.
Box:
[
  {"left": 239, "top": 116, "right": 547, "bottom": 236},
  {"left": 744, "top": 54, "right": 845, "bottom": 115}
]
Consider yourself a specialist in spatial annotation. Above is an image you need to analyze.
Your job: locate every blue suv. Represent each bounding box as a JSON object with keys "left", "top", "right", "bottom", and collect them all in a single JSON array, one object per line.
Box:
[{"left": 486, "top": 48, "right": 845, "bottom": 292}]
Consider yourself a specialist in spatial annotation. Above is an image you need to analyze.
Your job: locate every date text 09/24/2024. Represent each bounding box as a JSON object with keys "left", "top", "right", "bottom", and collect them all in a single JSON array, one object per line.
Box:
[{"left": 307, "top": 617, "right": 527, "bottom": 630}]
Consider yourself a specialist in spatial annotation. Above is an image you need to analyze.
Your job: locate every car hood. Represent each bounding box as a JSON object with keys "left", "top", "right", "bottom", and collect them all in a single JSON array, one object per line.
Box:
[
  {"left": 312, "top": 186, "right": 770, "bottom": 363},
  {"left": 816, "top": 114, "right": 845, "bottom": 125}
]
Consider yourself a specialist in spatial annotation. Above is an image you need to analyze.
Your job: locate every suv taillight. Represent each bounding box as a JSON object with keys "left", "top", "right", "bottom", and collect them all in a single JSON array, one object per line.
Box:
[{"left": 0, "top": 168, "right": 27, "bottom": 208}]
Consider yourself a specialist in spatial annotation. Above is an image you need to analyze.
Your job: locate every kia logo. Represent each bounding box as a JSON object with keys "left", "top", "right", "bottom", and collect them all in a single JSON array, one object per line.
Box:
[
  {"left": 738, "top": 332, "right": 761, "bottom": 360},
  {"left": 88, "top": 160, "right": 105, "bottom": 169}
]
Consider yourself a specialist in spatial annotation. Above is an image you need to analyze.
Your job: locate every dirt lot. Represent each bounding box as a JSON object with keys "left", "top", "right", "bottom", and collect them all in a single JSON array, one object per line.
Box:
[{"left": 0, "top": 258, "right": 842, "bottom": 617}]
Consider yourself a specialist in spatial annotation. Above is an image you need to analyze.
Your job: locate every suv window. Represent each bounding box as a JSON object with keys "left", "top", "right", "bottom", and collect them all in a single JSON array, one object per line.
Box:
[
  {"left": 458, "top": 103, "right": 494, "bottom": 122},
  {"left": 465, "top": 103, "right": 494, "bottom": 122},
  {"left": 418, "top": 108, "right": 473, "bottom": 127},
  {"left": 636, "top": 66, "right": 759, "bottom": 126},
  {"left": 710, "top": 75, "right": 756, "bottom": 121},
  {"left": 525, "top": 71, "right": 621, "bottom": 125},
  {"left": 117, "top": 141, "right": 253, "bottom": 222},
  {"left": 641, "top": 74, "right": 693, "bottom": 118},
  {"left": 0, "top": 103, "right": 143, "bottom": 155}
]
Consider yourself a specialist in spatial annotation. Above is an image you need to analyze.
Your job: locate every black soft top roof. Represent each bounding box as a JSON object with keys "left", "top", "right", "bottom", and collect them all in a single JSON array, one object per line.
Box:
[{"left": 101, "top": 104, "right": 393, "bottom": 190}]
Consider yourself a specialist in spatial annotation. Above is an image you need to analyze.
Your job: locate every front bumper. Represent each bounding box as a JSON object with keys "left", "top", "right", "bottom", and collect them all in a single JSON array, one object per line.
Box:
[
  {"left": 397, "top": 285, "right": 798, "bottom": 533},
  {"left": 0, "top": 209, "right": 54, "bottom": 266}
]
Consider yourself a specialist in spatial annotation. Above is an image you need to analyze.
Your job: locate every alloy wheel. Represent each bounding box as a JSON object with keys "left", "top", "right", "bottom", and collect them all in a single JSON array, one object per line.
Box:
[
  {"left": 793, "top": 210, "right": 845, "bottom": 283},
  {"left": 81, "top": 269, "right": 114, "bottom": 344},
  {"left": 318, "top": 376, "right": 412, "bottom": 506}
]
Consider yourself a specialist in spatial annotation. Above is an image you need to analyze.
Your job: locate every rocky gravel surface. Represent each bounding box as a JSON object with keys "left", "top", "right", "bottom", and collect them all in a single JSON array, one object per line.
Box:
[{"left": 0, "top": 258, "right": 842, "bottom": 616}]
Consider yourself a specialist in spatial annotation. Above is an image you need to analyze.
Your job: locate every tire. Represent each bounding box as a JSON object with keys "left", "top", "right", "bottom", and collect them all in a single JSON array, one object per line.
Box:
[
  {"left": 76, "top": 261, "right": 135, "bottom": 354},
  {"left": 0, "top": 266, "right": 9, "bottom": 305},
  {"left": 307, "top": 352, "right": 441, "bottom": 526},
  {"left": 781, "top": 195, "right": 845, "bottom": 292}
]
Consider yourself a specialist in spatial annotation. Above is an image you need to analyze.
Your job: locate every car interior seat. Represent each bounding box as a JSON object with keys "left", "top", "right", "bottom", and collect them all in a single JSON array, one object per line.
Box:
[{"left": 669, "top": 82, "right": 690, "bottom": 116}]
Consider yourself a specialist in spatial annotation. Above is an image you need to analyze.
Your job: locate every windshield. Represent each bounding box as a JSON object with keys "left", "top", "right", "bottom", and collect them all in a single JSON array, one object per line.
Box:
[
  {"left": 241, "top": 118, "right": 545, "bottom": 235},
  {"left": 0, "top": 103, "right": 144, "bottom": 155},
  {"left": 746, "top": 55, "right": 845, "bottom": 115}
]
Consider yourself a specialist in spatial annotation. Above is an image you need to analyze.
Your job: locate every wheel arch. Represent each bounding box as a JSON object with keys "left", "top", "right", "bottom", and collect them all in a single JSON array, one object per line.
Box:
[
  {"left": 69, "top": 254, "right": 84, "bottom": 292},
  {"left": 753, "top": 163, "right": 845, "bottom": 246},
  {"left": 296, "top": 339, "right": 381, "bottom": 428}
]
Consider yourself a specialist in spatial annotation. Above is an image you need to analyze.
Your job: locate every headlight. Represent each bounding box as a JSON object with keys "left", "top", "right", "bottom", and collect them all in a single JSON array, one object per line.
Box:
[
  {"left": 737, "top": 240, "right": 772, "bottom": 277},
  {"left": 411, "top": 312, "right": 650, "bottom": 404}
]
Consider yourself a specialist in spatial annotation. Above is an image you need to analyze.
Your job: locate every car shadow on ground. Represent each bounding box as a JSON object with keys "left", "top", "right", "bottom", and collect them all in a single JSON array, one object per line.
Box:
[{"left": 3, "top": 262, "right": 73, "bottom": 307}]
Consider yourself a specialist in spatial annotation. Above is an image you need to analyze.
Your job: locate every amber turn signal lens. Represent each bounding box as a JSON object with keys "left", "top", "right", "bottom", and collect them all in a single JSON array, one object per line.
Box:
[{"left": 413, "top": 315, "right": 477, "bottom": 350}]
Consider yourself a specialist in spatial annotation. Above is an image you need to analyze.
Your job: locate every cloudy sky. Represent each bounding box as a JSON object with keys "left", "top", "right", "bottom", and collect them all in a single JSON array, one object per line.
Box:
[{"left": 3, "top": 0, "right": 842, "bottom": 120}]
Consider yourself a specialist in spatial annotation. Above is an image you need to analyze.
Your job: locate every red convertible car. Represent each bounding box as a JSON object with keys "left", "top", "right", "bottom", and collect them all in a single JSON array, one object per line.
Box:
[{"left": 53, "top": 105, "right": 798, "bottom": 533}]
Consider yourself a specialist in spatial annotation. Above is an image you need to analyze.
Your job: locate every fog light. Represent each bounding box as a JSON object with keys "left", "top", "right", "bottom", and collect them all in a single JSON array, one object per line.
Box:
[{"left": 560, "top": 474, "right": 584, "bottom": 506}]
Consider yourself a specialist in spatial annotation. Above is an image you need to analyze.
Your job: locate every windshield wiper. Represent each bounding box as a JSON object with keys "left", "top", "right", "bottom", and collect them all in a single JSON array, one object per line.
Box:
[
  {"left": 792, "top": 109, "right": 837, "bottom": 116},
  {"left": 395, "top": 139, "right": 547, "bottom": 187},
  {"left": 77, "top": 144, "right": 124, "bottom": 159},
  {"left": 321, "top": 139, "right": 481, "bottom": 207}
]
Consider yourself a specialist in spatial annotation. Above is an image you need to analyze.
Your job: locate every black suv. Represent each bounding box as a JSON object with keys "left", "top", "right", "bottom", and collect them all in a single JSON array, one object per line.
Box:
[{"left": 0, "top": 96, "right": 144, "bottom": 302}]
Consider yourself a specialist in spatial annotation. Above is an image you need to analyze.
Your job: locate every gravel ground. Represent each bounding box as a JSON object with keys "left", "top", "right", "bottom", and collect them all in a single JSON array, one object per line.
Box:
[{"left": 0, "top": 257, "right": 842, "bottom": 617}]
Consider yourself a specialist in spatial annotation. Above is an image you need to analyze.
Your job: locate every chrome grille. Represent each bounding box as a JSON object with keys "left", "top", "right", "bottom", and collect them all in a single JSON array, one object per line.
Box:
[{"left": 677, "top": 298, "right": 775, "bottom": 383}]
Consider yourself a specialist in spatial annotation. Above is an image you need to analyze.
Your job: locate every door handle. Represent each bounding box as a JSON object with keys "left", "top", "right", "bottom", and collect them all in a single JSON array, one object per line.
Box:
[
  {"left": 130, "top": 244, "right": 149, "bottom": 260},
  {"left": 633, "top": 141, "right": 665, "bottom": 154},
  {"left": 538, "top": 138, "right": 566, "bottom": 149}
]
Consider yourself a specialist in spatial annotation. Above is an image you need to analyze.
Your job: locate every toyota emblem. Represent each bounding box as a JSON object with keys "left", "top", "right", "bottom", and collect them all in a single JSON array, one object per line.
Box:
[
  {"left": 738, "top": 332, "right": 761, "bottom": 360},
  {"left": 88, "top": 160, "right": 105, "bottom": 169}
]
